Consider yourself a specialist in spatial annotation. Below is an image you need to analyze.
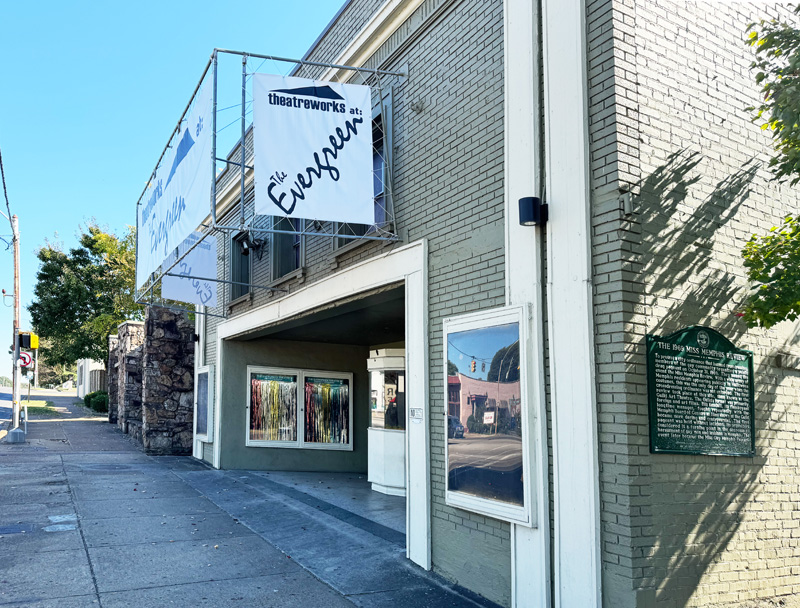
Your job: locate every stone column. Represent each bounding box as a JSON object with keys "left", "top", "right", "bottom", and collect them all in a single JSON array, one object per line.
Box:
[
  {"left": 107, "top": 335, "right": 119, "bottom": 424},
  {"left": 141, "top": 307, "right": 195, "bottom": 455},
  {"left": 114, "top": 321, "right": 145, "bottom": 437}
]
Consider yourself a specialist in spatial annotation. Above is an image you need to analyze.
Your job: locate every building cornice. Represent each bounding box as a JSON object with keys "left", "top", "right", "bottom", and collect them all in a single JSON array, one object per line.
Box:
[{"left": 321, "top": 0, "right": 424, "bottom": 80}]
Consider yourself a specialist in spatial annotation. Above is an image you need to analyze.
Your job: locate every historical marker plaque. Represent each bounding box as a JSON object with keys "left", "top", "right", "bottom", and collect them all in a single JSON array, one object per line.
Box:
[{"left": 647, "top": 326, "right": 754, "bottom": 456}]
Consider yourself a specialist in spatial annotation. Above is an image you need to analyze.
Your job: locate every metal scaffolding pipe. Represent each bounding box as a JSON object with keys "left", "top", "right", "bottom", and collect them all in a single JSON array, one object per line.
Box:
[
  {"left": 214, "top": 48, "right": 405, "bottom": 77},
  {"left": 163, "top": 272, "right": 286, "bottom": 293}
]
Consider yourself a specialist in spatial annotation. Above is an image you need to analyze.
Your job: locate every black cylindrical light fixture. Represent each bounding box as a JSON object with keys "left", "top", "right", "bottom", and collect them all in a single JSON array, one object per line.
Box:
[{"left": 519, "top": 196, "right": 548, "bottom": 226}]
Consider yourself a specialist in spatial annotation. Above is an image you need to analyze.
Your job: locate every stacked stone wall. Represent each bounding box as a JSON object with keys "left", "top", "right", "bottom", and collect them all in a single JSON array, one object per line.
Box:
[
  {"left": 141, "top": 308, "right": 195, "bottom": 455},
  {"left": 106, "top": 314, "right": 194, "bottom": 455},
  {"left": 113, "top": 322, "right": 144, "bottom": 436},
  {"left": 107, "top": 335, "right": 119, "bottom": 424}
]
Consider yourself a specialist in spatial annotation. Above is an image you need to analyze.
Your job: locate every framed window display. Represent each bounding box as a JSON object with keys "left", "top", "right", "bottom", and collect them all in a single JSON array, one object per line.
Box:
[
  {"left": 443, "top": 306, "right": 532, "bottom": 526},
  {"left": 246, "top": 366, "right": 353, "bottom": 451},
  {"left": 302, "top": 372, "right": 353, "bottom": 451},
  {"left": 194, "top": 364, "right": 215, "bottom": 442},
  {"left": 247, "top": 367, "right": 299, "bottom": 447}
]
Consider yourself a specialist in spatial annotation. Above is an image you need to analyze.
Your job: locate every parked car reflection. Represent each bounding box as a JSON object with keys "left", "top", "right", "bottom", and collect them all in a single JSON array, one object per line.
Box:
[{"left": 447, "top": 415, "right": 464, "bottom": 438}]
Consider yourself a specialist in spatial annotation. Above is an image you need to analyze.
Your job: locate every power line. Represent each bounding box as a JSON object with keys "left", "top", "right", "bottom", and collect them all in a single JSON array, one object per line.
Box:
[
  {"left": 0, "top": 145, "right": 13, "bottom": 231},
  {"left": 447, "top": 340, "right": 493, "bottom": 363}
]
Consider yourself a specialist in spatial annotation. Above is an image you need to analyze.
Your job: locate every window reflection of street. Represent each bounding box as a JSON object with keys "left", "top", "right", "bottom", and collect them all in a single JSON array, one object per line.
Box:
[
  {"left": 447, "top": 432, "right": 523, "bottom": 506},
  {"left": 446, "top": 320, "right": 524, "bottom": 507}
]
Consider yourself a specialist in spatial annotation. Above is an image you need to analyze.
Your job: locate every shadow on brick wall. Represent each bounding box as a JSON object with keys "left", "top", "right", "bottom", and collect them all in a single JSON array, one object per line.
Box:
[
  {"left": 641, "top": 149, "right": 756, "bottom": 339},
  {"left": 630, "top": 149, "right": 799, "bottom": 605}
]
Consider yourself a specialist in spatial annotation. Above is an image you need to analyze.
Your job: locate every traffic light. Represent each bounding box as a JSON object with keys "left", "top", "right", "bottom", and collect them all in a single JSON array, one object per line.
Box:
[
  {"left": 470, "top": 360, "right": 476, "bottom": 373},
  {"left": 18, "top": 332, "right": 39, "bottom": 350}
]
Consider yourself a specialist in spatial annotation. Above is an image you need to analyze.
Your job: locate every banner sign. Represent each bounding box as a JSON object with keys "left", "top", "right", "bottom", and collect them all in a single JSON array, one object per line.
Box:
[
  {"left": 253, "top": 74, "right": 374, "bottom": 225},
  {"left": 137, "top": 82, "right": 213, "bottom": 289},
  {"left": 161, "top": 232, "right": 217, "bottom": 307}
]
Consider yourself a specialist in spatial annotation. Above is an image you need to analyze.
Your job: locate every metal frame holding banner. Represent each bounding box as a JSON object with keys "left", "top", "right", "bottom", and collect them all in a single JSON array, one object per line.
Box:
[{"left": 134, "top": 48, "right": 404, "bottom": 320}]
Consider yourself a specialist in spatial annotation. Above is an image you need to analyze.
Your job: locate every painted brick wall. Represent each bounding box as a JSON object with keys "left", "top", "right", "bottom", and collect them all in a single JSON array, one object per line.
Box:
[
  {"left": 588, "top": 2, "right": 800, "bottom": 607},
  {"left": 340, "top": 2, "right": 511, "bottom": 603},
  {"left": 201, "top": 0, "right": 513, "bottom": 604}
]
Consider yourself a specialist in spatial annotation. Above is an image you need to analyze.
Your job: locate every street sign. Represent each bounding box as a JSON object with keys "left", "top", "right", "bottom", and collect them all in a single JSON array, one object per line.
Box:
[{"left": 19, "top": 351, "right": 32, "bottom": 367}]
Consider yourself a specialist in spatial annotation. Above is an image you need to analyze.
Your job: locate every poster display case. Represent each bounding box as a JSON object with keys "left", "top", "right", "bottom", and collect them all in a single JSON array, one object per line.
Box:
[
  {"left": 194, "top": 364, "right": 214, "bottom": 442},
  {"left": 367, "top": 349, "right": 406, "bottom": 496},
  {"left": 246, "top": 366, "right": 352, "bottom": 450},
  {"left": 443, "top": 306, "right": 533, "bottom": 526}
]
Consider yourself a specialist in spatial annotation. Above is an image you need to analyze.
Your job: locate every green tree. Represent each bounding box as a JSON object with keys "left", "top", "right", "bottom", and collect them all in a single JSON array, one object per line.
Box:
[
  {"left": 28, "top": 225, "right": 141, "bottom": 366},
  {"left": 742, "top": 215, "right": 800, "bottom": 328},
  {"left": 36, "top": 348, "right": 77, "bottom": 387},
  {"left": 744, "top": 10, "right": 800, "bottom": 327},
  {"left": 487, "top": 341, "right": 520, "bottom": 383},
  {"left": 447, "top": 360, "right": 459, "bottom": 376},
  {"left": 747, "top": 7, "right": 800, "bottom": 184}
]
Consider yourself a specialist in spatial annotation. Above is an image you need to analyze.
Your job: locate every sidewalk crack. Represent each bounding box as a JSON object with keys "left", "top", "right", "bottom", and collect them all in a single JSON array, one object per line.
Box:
[{"left": 62, "top": 453, "right": 104, "bottom": 607}]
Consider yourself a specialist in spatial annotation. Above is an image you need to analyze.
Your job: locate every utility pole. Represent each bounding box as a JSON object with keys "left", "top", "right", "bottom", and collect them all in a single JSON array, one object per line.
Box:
[{"left": 11, "top": 214, "right": 20, "bottom": 429}]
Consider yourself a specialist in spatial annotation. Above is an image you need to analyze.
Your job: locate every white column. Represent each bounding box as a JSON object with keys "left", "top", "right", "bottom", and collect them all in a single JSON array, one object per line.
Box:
[
  {"left": 542, "top": 0, "right": 601, "bottom": 606},
  {"left": 504, "top": 0, "right": 551, "bottom": 606},
  {"left": 405, "top": 262, "right": 431, "bottom": 569}
]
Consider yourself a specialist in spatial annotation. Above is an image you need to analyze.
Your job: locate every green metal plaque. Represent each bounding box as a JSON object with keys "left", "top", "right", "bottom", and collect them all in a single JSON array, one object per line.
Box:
[{"left": 646, "top": 326, "right": 754, "bottom": 456}]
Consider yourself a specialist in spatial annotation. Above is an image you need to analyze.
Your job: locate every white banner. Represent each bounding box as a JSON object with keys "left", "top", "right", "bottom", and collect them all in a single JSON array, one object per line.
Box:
[
  {"left": 137, "top": 82, "right": 213, "bottom": 289},
  {"left": 253, "top": 74, "right": 374, "bottom": 225},
  {"left": 161, "top": 233, "right": 217, "bottom": 307}
]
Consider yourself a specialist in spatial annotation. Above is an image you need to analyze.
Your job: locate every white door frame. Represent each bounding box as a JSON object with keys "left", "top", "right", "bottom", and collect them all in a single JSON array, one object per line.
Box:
[{"left": 212, "top": 239, "right": 431, "bottom": 570}]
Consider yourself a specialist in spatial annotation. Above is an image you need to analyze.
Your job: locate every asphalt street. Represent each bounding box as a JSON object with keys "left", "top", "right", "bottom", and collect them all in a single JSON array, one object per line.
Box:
[
  {"left": 0, "top": 387, "right": 495, "bottom": 608},
  {"left": 447, "top": 434, "right": 524, "bottom": 506},
  {"left": 0, "top": 386, "right": 12, "bottom": 428}
]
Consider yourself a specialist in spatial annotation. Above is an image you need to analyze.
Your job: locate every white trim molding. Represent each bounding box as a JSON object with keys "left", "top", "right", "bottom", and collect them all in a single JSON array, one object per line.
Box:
[
  {"left": 321, "top": 0, "right": 424, "bottom": 80},
  {"left": 504, "top": 0, "right": 551, "bottom": 605},
  {"left": 211, "top": 239, "right": 431, "bottom": 570},
  {"left": 542, "top": 0, "right": 602, "bottom": 605}
]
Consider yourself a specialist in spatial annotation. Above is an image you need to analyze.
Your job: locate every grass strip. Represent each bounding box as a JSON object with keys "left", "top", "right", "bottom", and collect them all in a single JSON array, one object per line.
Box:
[{"left": 23, "top": 400, "right": 62, "bottom": 417}]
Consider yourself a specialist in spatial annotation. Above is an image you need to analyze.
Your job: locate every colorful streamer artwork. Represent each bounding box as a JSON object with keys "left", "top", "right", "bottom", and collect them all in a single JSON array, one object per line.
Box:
[
  {"left": 250, "top": 374, "right": 297, "bottom": 442},
  {"left": 304, "top": 377, "right": 350, "bottom": 444}
]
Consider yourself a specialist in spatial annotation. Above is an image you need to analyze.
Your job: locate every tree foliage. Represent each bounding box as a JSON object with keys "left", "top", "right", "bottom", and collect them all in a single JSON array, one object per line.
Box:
[
  {"left": 447, "top": 360, "right": 459, "bottom": 376},
  {"left": 36, "top": 344, "right": 77, "bottom": 387},
  {"left": 487, "top": 341, "right": 519, "bottom": 383},
  {"left": 747, "top": 7, "right": 800, "bottom": 184},
  {"left": 28, "top": 225, "right": 141, "bottom": 366},
  {"left": 743, "top": 9, "right": 800, "bottom": 328},
  {"left": 742, "top": 215, "right": 800, "bottom": 328}
]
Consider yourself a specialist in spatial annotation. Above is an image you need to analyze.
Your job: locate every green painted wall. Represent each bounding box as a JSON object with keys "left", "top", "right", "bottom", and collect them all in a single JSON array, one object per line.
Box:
[{"left": 218, "top": 338, "right": 370, "bottom": 471}]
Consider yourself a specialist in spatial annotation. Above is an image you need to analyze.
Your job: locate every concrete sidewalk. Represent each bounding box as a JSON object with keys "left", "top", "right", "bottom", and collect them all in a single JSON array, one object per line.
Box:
[{"left": 0, "top": 390, "right": 494, "bottom": 608}]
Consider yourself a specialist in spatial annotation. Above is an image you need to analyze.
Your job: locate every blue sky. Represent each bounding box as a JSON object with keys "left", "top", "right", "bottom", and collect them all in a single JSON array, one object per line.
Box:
[
  {"left": 0, "top": 1, "right": 346, "bottom": 379},
  {"left": 448, "top": 323, "right": 519, "bottom": 381}
]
